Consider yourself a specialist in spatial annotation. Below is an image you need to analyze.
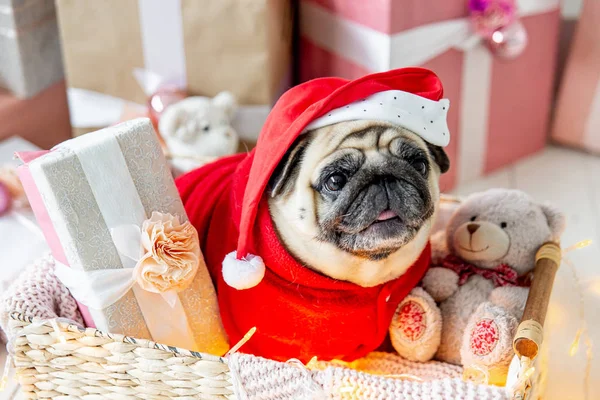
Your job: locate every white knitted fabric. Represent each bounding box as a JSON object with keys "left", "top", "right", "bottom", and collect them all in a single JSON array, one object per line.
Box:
[
  {"left": 313, "top": 351, "right": 462, "bottom": 381},
  {"left": 228, "top": 352, "right": 510, "bottom": 400},
  {"left": 0, "top": 254, "right": 83, "bottom": 343}
]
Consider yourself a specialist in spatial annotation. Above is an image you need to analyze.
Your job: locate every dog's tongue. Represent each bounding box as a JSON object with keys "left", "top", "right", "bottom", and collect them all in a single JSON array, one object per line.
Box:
[{"left": 377, "top": 210, "right": 397, "bottom": 221}]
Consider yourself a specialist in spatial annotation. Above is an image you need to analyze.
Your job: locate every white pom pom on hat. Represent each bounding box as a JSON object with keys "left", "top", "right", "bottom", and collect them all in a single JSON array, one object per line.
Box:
[
  {"left": 221, "top": 67, "right": 450, "bottom": 290},
  {"left": 222, "top": 251, "right": 265, "bottom": 290}
]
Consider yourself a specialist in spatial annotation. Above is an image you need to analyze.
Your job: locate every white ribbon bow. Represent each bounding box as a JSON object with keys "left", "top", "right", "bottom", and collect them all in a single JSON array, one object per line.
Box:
[
  {"left": 54, "top": 224, "right": 179, "bottom": 310},
  {"left": 54, "top": 223, "right": 197, "bottom": 350}
]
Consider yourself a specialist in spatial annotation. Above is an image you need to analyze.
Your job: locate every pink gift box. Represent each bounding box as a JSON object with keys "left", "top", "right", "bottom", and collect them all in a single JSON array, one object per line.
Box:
[
  {"left": 551, "top": 0, "right": 600, "bottom": 154},
  {"left": 0, "top": 81, "right": 71, "bottom": 149},
  {"left": 299, "top": 0, "right": 560, "bottom": 190}
]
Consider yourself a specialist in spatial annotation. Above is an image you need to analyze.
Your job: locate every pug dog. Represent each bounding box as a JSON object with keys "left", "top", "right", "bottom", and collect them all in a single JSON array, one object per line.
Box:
[{"left": 268, "top": 120, "right": 450, "bottom": 287}]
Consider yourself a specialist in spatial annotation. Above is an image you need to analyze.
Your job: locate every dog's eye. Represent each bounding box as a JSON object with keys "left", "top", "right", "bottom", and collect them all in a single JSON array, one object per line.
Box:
[
  {"left": 500, "top": 222, "right": 507, "bottom": 229},
  {"left": 324, "top": 174, "right": 347, "bottom": 192},
  {"left": 470, "top": 216, "right": 477, "bottom": 221},
  {"left": 410, "top": 158, "right": 428, "bottom": 175},
  {"left": 202, "top": 124, "right": 210, "bottom": 132}
]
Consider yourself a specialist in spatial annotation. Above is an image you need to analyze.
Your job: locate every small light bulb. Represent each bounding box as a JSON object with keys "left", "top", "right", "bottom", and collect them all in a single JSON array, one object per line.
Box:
[
  {"left": 492, "top": 31, "right": 504, "bottom": 44},
  {"left": 151, "top": 96, "right": 165, "bottom": 113}
]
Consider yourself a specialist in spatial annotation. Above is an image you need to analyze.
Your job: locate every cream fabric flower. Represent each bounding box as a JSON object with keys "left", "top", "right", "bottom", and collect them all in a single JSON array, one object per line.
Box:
[{"left": 133, "top": 212, "right": 200, "bottom": 293}]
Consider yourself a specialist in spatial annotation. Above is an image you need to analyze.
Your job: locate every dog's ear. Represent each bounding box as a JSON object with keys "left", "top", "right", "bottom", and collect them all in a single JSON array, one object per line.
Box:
[
  {"left": 269, "top": 135, "right": 310, "bottom": 198},
  {"left": 426, "top": 143, "right": 450, "bottom": 174}
]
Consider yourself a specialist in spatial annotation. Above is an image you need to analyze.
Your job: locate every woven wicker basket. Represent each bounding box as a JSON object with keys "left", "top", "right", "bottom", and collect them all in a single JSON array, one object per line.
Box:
[
  {"left": 7, "top": 312, "right": 540, "bottom": 400},
  {"left": 6, "top": 239, "right": 559, "bottom": 400}
]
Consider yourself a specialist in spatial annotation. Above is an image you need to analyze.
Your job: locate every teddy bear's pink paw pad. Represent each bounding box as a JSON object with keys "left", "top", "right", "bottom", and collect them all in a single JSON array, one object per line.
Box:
[
  {"left": 397, "top": 300, "right": 427, "bottom": 341},
  {"left": 390, "top": 288, "right": 441, "bottom": 362},
  {"left": 469, "top": 318, "right": 499, "bottom": 356}
]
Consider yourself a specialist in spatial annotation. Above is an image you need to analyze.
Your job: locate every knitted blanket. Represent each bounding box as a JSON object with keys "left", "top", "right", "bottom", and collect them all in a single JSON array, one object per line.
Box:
[{"left": 0, "top": 254, "right": 83, "bottom": 343}]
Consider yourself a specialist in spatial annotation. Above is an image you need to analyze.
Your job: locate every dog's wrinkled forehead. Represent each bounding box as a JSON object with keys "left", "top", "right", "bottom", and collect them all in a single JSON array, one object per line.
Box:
[
  {"left": 316, "top": 120, "right": 420, "bottom": 150},
  {"left": 269, "top": 120, "right": 449, "bottom": 198},
  {"left": 312, "top": 127, "right": 417, "bottom": 178},
  {"left": 310, "top": 121, "right": 446, "bottom": 173}
]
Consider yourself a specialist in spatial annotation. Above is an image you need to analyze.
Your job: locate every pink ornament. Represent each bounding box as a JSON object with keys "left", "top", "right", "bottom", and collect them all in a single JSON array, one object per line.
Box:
[
  {"left": 487, "top": 20, "right": 528, "bottom": 59},
  {"left": 147, "top": 86, "right": 187, "bottom": 129},
  {"left": 469, "top": 0, "right": 517, "bottom": 39},
  {"left": 0, "top": 182, "right": 12, "bottom": 216}
]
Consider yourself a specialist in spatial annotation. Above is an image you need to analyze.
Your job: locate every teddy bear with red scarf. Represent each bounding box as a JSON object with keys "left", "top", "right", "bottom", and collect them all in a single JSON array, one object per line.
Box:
[
  {"left": 390, "top": 189, "right": 564, "bottom": 383},
  {"left": 176, "top": 67, "right": 454, "bottom": 363}
]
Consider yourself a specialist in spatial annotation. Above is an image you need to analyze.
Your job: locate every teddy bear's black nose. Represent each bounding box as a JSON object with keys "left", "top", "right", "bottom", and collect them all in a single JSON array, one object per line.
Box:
[{"left": 467, "top": 223, "right": 480, "bottom": 234}]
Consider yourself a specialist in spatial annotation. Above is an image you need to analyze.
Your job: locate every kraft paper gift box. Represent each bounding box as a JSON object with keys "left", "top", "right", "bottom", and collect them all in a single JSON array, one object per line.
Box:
[
  {"left": 551, "top": 0, "right": 600, "bottom": 154},
  {"left": 0, "top": 0, "right": 64, "bottom": 98},
  {"left": 299, "top": 0, "right": 560, "bottom": 190},
  {"left": 16, "top": 118, "right": 229, "bottom": 354},
  {"left": 56, "top": 0, "right": 292, "bottom": 144},
  {"left": 0, "top": 81, "right": 71, "bottom": 149}
]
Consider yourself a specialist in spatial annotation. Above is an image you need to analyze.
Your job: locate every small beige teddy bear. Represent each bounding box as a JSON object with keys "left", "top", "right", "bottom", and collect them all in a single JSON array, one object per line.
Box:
[
  {"left": 158, "top": 91, "right": 240, "bottom": 174},
  {"left": 390, "top": 189, "right": 565, "bottom": 381}
]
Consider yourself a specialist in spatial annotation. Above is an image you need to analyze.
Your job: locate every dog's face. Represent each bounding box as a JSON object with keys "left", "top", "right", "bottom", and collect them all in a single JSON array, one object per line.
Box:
[{"left": 268, "top": 120, "right": 449, "bottom": 287}]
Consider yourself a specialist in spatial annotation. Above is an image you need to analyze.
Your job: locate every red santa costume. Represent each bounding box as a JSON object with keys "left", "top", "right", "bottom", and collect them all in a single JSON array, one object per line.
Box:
[{"left": 176, "top": 67, "right": 450, "bottom": 362}]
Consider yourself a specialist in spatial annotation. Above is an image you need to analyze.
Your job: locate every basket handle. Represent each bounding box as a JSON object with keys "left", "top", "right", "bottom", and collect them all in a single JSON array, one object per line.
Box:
[{"left": 512, "top": 242, "right": 561, "bottom": 360}]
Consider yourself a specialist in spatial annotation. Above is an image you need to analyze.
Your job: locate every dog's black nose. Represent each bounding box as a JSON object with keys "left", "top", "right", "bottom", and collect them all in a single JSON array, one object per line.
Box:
[{"left": 467, "top": 223, "right": 479, "bottom": 234}]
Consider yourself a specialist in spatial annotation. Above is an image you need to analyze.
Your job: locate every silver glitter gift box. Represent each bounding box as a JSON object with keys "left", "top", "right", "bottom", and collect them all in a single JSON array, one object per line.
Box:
[
  {"left": 18, "top": 118, "right": 229, "bottom": 354},
  {"left": 0, "top": 0, "right": 64, "bottom": 98}
]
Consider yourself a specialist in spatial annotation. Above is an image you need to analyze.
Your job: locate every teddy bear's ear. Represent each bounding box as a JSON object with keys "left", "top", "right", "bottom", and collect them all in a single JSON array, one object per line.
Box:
[
  {"left": 540, "top": 203, "right": 566, "bottom": 239},
  {"left": 212, "top": 91, "right": 238, "bottom": 119},
  {"left": 158, "top": 102, "right": 186, "bottom": 138}
]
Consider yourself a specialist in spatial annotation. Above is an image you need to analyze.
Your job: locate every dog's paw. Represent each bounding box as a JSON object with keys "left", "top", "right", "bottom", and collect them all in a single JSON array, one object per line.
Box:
[{"left": 390, "top": 287, "right": 441, "bottom": 362}]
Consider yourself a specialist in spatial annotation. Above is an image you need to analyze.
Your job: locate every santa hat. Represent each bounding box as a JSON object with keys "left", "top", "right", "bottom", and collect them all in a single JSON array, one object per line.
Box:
[{"left": 222, "top": 67, "right": 450, "bottom": 290}]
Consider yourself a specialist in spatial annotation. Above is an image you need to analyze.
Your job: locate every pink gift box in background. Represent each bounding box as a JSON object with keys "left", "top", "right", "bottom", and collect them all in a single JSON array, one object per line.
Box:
[
  {"left": 551, "top": 0, "right": 600, "bottom": 154},
  {"left": 0, "top": 81, "right": 71, "bottom": 149},
  {"left": 299, "top": 0, "right": 560, "bottom": 191}
]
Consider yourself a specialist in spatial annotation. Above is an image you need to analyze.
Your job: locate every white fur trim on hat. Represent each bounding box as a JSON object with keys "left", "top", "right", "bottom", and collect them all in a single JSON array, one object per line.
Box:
[
  {"left": 304, "top": 90, "right": 450, "bottom": 147},
  {"left": 222, "top": 251, "right": 266, "bottom": 290}
]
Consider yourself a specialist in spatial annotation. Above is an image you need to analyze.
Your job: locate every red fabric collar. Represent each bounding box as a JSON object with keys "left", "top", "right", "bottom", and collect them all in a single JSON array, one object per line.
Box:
[
  {"left": 438, "top": 255, "right": 530, "bottom": 287},
  {"left": 177, "top": 153, "right": 431, "bottom": 362}
]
